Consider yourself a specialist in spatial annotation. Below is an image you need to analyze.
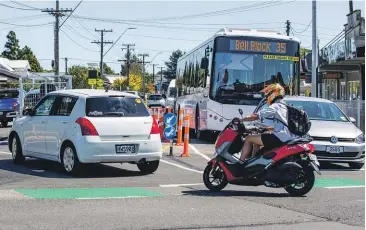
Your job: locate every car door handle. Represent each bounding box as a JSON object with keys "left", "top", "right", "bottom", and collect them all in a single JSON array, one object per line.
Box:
[{"left": 61, "top": 121, "right": 68, "bottom": 124}]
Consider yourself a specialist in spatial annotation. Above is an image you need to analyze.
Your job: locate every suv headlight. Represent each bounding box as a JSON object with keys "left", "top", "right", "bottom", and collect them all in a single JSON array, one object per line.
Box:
[{"left": 355, "top": 134, "right": 365, "bottom": 144}]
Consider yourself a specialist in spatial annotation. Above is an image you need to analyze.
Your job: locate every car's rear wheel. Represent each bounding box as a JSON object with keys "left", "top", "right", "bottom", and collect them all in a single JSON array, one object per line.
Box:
[
  {"left": 137, "top": 160, "right": 159, "bottom": 174},
  {"left": 348, "top": 162, "right": 364, "bottom": 170},
  {"left": 61, "top": 143, "right": 81, "bottom": 176},
  {"left": 11, "top": 134, "right": 25, "bottom": 164}
]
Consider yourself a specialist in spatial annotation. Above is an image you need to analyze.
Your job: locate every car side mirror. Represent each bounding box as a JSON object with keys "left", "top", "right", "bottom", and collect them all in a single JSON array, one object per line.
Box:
[
  {"left": 23, "top": 108, "right": 35, "bottom": 116},
  {"left": 200, "top": 57, "right": 208, "bottom": 69},
  {"left": 349, "top": 117, "right": 356, "bottom": 123}
]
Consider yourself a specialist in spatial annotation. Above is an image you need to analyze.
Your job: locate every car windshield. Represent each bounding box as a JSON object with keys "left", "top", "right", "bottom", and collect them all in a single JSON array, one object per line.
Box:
[
  {"left": 149, "top": 95, "right": 163, "bottom": 100},
  {"left": 0, "top": 90, "right": 19, "bottom": 99},
  {"left": 86, "top": 96, "right": 149, "bottom": 117},
  {"left": 284, "top": 100, "right": 350, "bottom": 122}
]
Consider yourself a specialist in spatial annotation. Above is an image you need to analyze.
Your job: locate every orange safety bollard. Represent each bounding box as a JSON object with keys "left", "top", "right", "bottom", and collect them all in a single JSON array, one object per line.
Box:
[
  {"left": 175, "top": 108, "right": 183, "bottom": 146},
  {"left": 181, "top": 110, "right": 191, "bottom": 157},
  {"left": 159, "top": 107, "right": 164, "bottom": 138},
  {"left": 153, "top": 108, "right": 158, "bottom": 122}
]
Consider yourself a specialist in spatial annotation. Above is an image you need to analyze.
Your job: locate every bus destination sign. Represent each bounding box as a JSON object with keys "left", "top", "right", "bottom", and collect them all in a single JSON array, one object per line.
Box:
[{"left": 230, "top": 40, "right": 287, "bottom": 54}]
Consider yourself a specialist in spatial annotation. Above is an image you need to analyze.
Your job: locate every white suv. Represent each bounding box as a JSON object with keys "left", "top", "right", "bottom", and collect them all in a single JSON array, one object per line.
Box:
[{"left": 8, "top": 89, "right": 162, "bottom": 175}]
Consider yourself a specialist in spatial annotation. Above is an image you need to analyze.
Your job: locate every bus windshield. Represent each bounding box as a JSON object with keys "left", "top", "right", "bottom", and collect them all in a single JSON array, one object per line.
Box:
[{"left": 211, "top": 36, "right": 300, "bottom": 105}]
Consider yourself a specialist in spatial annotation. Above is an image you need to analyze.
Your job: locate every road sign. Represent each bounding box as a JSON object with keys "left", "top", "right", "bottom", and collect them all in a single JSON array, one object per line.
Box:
[
  {"left": 163, "top": 126, "right": 176, "bottom": 140},
  {"left": 164, "top": 113, "right": 177, "bottom": 127},
  {"left": 88, "top": 79, "right": 96, "bottom": 85},
  {"left": 97, "top": 79, "right": 104, "bottom": 87}
]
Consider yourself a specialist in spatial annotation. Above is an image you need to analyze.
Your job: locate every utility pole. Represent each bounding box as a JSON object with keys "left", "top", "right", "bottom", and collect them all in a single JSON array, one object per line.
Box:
[
  {"left": 311, "top": 0, "right": 317, "bottom": 98},
  {"left": 42, "top": 0, "right": 72, "bottom": 78},
  {"left": 64, "top": 57, "right": 68, "bottom": 75},
  {"left": 349, "top": 0, "right": 353, "bottom": 13},
  {"left": 152, "top": 64, "right": 159, "bottom": 91},
  {"left": 158, "top": 67, "right": 165, "bottom": 93},
  {"left": 286, "top": 20, "right": 291, "bottom": 36},
  {"left": 92, "top": 29, "right": 113, "bottom": 77},
  {"left": 121, "top": 44, "right": 135, "bottom": 87},
  {"left": 138, "top": 53, "right": 150, "bottom": 98}
]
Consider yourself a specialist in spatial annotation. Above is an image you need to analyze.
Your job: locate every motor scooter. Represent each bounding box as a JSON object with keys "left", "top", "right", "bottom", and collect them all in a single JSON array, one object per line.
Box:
[{"left": 203, "top": 109, "right": 321, "bottom": 196}]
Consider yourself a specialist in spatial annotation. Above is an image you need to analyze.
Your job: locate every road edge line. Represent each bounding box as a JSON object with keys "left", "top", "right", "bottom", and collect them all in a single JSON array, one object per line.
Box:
[
  {"left": 159, "top": 183, "right": 204, "bottom": 188},
  {"left": 189, "top": 144, "right": 211, "bottom": 161},
  {"left": 160, "top": 159, "right": 203, "bottom": 174},
  {"left": 324, "top": 185, "right": 365, "bottom": 189}
]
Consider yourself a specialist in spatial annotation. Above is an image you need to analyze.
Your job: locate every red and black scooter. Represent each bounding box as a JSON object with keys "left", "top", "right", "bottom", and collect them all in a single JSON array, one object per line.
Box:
[{"left": 203, "top": 109, "right": 321, "bottom": 196}]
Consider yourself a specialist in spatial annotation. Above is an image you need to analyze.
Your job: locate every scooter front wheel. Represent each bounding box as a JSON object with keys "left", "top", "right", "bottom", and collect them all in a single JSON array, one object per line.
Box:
[{"left": 203, "top": 163, "right": 228, "bottom": 192}]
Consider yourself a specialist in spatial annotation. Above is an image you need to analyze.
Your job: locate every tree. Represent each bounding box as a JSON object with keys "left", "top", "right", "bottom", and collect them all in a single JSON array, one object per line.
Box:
[
  {"left": 300, "top": 48, "right": 311, "bottom": 57},
  {"left": 102, "top": 62, "right": 115, "bottom": 75},
  {"left": 120, "top": 53, "right": 142, "bottom": 76},
  {"left": 129, "top": 73, "right": 142, "bottom": 91},
  {"left": 164, "top": 50, "right": 184, "bottom": 79},
  {"left": 112, "top": 77, "right": 127, "bottom": 90},
  {"left": 18, "top": 46, "right": 42, "bottom": 72},
  {"left": 1, "top": 31, "right": 20, "bottom": 60},
  {"left": 68, "top": 65, "right": 89, "bottom": 89}
]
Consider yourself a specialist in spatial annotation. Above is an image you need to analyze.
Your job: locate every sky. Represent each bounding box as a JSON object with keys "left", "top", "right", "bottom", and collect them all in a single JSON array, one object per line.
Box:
[{"left": 0, "top": 0, "right": 364, "bottom": 74}]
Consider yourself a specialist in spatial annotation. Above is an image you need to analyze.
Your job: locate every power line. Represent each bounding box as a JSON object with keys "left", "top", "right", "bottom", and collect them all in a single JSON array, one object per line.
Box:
[
  {"left": 291, "top": 20, "right": 311, "bottom": 34},
  {"left": 0, "top": 2, "right": 39, "bottom": 11},
  {"left": 8, "top": 0, "right": 41, "bottom": 10},
  {"left": 71, "top": 15, "right": 98, "bottom": 38},
  {"left": 61, "top": 29, "right": 98, "bottom": 52},
  {"left": 0, "top": 20, "right": 53, "bottom": 27},
  {"left": 130, "top": 0, "right": 291, "bottom": 22},
  {"left": 0, "top": 14, "right": 47, "bottom": 22},
  {"left": 64, "top": 23, "right": 91, "bottom": 41},
  {"left": 59, "top": 0, "right": 83, "bottom": 29}
]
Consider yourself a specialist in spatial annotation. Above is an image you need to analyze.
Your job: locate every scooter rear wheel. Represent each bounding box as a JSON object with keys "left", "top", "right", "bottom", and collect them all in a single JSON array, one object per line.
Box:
[{"left": 203, "top": 163, "right": 228, "bottom": 192}]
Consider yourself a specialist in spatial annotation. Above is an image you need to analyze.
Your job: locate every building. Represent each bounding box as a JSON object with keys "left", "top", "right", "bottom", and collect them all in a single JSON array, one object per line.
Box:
[{"left": 0, "top": 57, "right": 30, "bottom": 85}]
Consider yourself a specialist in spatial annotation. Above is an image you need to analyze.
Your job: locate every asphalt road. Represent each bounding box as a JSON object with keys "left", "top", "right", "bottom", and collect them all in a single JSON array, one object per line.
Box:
[{"left": 0, "top": 138, "right": 364, "bottom": 230}]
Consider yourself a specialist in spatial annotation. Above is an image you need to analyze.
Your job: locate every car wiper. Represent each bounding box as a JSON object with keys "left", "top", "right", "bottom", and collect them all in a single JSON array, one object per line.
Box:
[{"left": 104, "top": 112, "right": 125, "bottom": 116}]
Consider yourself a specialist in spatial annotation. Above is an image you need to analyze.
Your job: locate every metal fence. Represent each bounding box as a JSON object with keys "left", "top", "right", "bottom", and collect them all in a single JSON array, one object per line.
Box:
[{"left": 333, "top": 100, "right": 365, "bottom": 132}]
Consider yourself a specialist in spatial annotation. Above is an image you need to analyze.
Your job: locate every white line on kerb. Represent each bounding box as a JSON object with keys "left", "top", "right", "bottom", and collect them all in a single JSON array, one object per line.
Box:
[
  {"left": 189, "top": 144, "right": 211, "bottom": 161},
  {"left": 160, "top": 159, "right": 203, "bottom": 174},
  {"left": 325, "top": 185, "right": 365, "bottom": 189},
  {"left": 159, "top": 183, "right": 204, "bottom": 188}
]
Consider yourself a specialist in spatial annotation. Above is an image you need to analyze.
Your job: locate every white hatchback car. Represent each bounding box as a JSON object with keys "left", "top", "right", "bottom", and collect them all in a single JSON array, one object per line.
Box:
[{"left": 8, "top": 89, "right": 162, "bottom": 175}]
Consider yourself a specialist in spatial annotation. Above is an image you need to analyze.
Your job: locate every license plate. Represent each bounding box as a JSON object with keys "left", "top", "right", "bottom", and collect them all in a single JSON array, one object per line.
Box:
[
  {"left": 326, "top": 146, "right": 343, "bottom": 153},
  {"left": 115, "top": 144, "right": 136, "bottom": 154}
]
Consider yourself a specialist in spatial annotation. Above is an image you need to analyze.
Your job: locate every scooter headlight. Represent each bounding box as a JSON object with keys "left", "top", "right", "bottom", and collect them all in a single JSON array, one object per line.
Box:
[{"left": 355, "top": 133, "right": 365, "bottom": 144}]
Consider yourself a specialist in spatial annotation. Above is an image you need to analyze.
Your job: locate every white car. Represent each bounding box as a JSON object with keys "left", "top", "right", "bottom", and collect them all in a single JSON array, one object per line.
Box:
[
  {"left": 147, "top": 94, "right": 166, "bottom": 108},
  {"left": 8, "top": 89, "right": 162, "bottom": 175}
]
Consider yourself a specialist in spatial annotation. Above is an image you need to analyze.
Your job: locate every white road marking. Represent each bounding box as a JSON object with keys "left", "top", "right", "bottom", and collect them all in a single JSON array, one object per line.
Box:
[
  {"left": 0, "top": 151, "right": 11, "bottom": 155},
  {"left": 159, "top": 183, "right": 204, "bottom": 188},
  {"left": 324, "top": 185, "right": 365, "bottom": 189},
  {"left": 321, "top": 168, "right": 365, "bottom": 171},
  {"left": 160, "top": 159, "right": 203, "bottom": 174},
  {"left": 189, "top": 144, "right": 211, "bottom": 161}
]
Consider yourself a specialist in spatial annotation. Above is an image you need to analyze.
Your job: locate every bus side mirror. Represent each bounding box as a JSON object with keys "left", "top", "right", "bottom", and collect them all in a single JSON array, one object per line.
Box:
[{"left": 200, "top": 57, "right": 208, "bottom": 69}]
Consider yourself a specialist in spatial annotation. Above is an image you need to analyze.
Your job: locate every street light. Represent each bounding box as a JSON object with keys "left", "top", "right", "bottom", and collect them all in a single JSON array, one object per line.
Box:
[{"left": 103, "top": 27, "right": 137, "bottom": 57}]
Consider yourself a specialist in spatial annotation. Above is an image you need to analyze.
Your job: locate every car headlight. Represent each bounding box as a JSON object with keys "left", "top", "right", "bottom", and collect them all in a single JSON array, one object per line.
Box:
[{"left": 355, "top": 134, "right": 365, "bottom": 144}]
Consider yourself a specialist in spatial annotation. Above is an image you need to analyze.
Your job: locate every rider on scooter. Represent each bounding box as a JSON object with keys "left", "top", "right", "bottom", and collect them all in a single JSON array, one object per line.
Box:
[{"left": 239, "top": 83, "right": 300, "bottom": 161}]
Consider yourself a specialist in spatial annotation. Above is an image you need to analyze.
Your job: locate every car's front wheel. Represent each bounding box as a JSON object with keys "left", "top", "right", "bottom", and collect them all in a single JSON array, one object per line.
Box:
[
  {"left": 137, "top": 160, "right": 159, "bottom": 174},
  {"left": 348, "top": 162, "right": 364, "bottom": 170},
  {"left": 11, "top": 134, "right": 25, "bottom": 164},
  {"left": 61, "top": 143, "right": 81, "bottom": 176}
]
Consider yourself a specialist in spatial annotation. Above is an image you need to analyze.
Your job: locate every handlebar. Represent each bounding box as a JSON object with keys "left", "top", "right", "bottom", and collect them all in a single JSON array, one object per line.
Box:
[{"left": 229, "top": 118, "right": 272, "bottom": 135}]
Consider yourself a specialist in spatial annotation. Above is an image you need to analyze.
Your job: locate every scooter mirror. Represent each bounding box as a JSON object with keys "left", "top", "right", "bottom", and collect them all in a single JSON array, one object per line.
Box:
[{"left": 238, "top": 109, "right": 243, "bottom": 117}]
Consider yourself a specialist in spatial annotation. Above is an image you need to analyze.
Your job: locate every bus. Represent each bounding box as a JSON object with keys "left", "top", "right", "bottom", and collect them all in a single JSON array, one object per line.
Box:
[{"left": 174, "top": 28, "right": 301, "bottom": 140}]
